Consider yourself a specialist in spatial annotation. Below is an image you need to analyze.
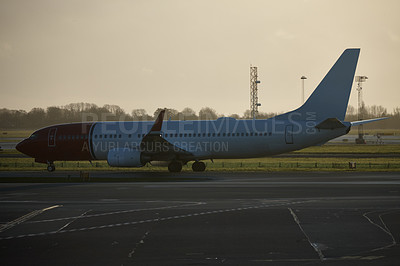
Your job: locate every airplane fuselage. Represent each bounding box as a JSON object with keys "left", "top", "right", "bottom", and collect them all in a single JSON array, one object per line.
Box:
[{"left": 17, "top": 117, "right": 350, "bottom": 165}]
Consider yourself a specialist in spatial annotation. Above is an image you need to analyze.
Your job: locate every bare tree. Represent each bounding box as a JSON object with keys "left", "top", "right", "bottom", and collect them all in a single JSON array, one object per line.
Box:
[
  {"left": 199, "top": 107, "right": 218, "bottom": 120},
  {"left": 153, "top": 108, "right": 179, "bottom": 120},
  {"left": 131, "top": 109, "right": 150, "bottom": 121},
  {"left": 346, "top": 105, "right": 356, "bottom": 116},
  {"left": 242, "top": 109, "right": 252, "bottom": 119},
  {"left": 180, "top": 107, "right": 198, "bottom": 120}
]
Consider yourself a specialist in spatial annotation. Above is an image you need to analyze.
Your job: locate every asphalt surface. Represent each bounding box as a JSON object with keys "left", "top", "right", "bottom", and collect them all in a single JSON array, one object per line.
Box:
[{"left": 0, "top": 171, "right": 399, "bottom": 265}]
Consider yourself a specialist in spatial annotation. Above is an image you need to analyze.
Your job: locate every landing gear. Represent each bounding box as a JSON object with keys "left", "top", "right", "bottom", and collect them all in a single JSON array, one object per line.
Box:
[
  {"left": 192, "top": 161, "right": 206, "bottom": 172},
  {"left": 168, "top": 161, "right": 182, "bottom": 173},
  {"left": 47, "top": 162, "right": 55, "bottom": 172}
]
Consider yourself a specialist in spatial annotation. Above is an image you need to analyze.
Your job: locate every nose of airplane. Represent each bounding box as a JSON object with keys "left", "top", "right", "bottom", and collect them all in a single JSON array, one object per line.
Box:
[{"left": 16, "top": 140, "right": 25, "bottom": 154}]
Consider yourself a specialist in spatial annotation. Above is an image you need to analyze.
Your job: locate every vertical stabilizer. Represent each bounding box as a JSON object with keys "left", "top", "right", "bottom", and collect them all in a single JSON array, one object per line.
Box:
[{"left": 279, "top": 49, "right": 360, "bottom": 121}]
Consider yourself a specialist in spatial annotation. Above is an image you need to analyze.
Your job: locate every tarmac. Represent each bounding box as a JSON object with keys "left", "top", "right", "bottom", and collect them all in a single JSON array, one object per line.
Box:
[{"left": 0, "top": 171, "right": 399, "bottom": 265}]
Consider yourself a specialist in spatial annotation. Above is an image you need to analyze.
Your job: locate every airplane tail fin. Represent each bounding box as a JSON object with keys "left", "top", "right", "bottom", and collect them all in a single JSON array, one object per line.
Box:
[{"left": 278, "top": 49, "right": 360, "bottom": 121}]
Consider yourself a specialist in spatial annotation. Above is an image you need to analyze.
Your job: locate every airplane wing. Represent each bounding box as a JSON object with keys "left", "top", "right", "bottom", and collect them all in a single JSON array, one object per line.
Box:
[{"left": 140, "top": 109, "right": 193, "bottom": 162}]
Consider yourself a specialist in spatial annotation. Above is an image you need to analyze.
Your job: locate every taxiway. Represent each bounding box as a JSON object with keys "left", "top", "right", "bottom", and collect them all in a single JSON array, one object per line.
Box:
[{"left": 0, "top": 171, "right": 399, "bottom": 265}]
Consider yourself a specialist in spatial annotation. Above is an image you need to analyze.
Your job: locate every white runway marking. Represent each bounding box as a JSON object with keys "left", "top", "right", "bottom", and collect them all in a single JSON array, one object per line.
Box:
[
  {"left": 28, "top": 201, "right": 205, "bottom": 224},
  {"left": 0, "top": 200, "right": 313, "bottom": 240},
  {"left": 128, "top": 231, "right": 150, "bottom": 258},
  {"left": 56, "top": 209, "right": 92, "bottom": 233},
  {"left": 0, "top": 205, "right": 61, "bottom": 233},
  {"left": 288, "top": 208, "right": 325, "bottom": 261},
  {"left": 363, "top": 209, "right": 399, "bottom": 252}
]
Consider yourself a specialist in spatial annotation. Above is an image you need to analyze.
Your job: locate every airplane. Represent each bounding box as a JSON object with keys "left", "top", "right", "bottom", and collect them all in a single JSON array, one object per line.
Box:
[{"left": 16, "top": 48, "right": 387, "bottom": 173}]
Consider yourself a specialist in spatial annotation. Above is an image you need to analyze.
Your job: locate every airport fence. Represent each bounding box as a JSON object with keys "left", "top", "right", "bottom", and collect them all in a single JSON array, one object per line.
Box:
[
  {"left": 1, "top": 161, "right": 400, "bottom": 170},
  {"left": 203, "top": 161, "right": 400, "bottom": 170}
]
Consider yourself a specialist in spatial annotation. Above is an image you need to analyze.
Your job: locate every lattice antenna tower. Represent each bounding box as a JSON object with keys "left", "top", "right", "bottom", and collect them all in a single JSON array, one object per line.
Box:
[
  {"left": 250, "top": 66, "right": 261, "bottom": 119},
  {"left": 355, "top": 76, "right": 368, "bottom": 144}
]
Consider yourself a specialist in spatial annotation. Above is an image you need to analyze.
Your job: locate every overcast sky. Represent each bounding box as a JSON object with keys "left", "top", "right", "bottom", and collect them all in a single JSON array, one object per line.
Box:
[{"left": 0, "top": 0, "right": 399, "bottom": 116}]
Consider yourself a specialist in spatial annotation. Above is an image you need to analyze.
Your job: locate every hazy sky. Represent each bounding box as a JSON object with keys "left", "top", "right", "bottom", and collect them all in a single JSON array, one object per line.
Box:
[{"left": 1, "top": 0, "right": 399, "bottom": 116}]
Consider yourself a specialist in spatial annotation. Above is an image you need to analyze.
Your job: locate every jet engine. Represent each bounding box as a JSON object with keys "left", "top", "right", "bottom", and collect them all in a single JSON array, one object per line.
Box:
[{"left": 107, "top": 148, "right": 143, "bottom": 167}]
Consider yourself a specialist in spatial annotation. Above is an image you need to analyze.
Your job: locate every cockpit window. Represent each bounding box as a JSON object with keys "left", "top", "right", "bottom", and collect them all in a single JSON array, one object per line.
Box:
[{"left": 28, "top": 133, "right": 38, "bottom": 140}]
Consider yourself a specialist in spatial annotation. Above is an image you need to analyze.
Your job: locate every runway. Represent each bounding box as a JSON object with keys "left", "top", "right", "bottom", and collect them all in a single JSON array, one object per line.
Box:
[{"left": 0, "top": 171, "right": 399, "bottom": 265}]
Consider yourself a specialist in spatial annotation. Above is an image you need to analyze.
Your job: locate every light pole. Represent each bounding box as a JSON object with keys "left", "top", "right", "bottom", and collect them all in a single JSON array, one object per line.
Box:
[{"left": 301, "top": 76, "right": 307, "bottom": 104}]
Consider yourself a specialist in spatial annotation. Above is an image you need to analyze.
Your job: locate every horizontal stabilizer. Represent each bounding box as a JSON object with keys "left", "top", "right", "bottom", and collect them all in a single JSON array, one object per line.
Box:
[
  {"left": 315, "top": 118, "right": 346, "bottom": 129},
  {"left": 350, "top": 117, "right": 389, "bottom": 126}
]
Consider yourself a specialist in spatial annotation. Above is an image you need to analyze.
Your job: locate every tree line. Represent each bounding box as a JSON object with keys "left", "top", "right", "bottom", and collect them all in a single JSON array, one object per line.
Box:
[{"left": 0, "top": 102, "right": 399, "bottom": 129}]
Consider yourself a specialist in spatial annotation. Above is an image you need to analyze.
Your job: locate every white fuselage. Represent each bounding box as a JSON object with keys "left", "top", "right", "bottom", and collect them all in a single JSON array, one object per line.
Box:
[{"left": 89, "top": 117, "right": 350, "bottom": 161}]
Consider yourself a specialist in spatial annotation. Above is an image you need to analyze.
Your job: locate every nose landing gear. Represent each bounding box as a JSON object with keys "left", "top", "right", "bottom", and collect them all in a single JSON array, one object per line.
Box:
[{"left": 47, "top": 162, "right": 55, "bottom": 172}]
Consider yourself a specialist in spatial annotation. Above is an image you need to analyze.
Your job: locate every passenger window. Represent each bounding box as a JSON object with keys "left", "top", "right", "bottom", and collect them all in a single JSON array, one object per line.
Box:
[
  {"left": 104, "top": 135, "right": 107, "bottom": 139},
  {"left": 227, "top": 133, "right": 231, "bottom": 137},
  {"left": 128, "top": 134, "right": 131, "bottom": 138},
  {"left": 184, "top": 133, "right": 187, "bottom": 137},
  {"left": 246, "top": 133, "right": 249, "bottom": 136},
  {"left": 212, "top": 133, "right": 216, "bottom": 137},
  {"left": 94, "top": 135, "right": 97, "bottom": 139},
  {"left": 189, "top": 134, "right": 192, "bottom": 137},
  {"left": 179, "top": 133, "right": 183, "bottom": 137},
  {"left": 119, "top": 134, "right": 121, "bottom": 138},
  {"left": 217, "top": 133, "right": 221, "bottom": 137},
  {"left": 222, "top": 133, "right": 226, "bottom": 137},
  {"left": 208, "top": 133, "right": 211, "bottom": 137},
  {"left": 174, "top": 133, "right": 178, "bottom": 137},
  {"left": 254, "top": 133, "right": 258, "bottom": 136}
]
